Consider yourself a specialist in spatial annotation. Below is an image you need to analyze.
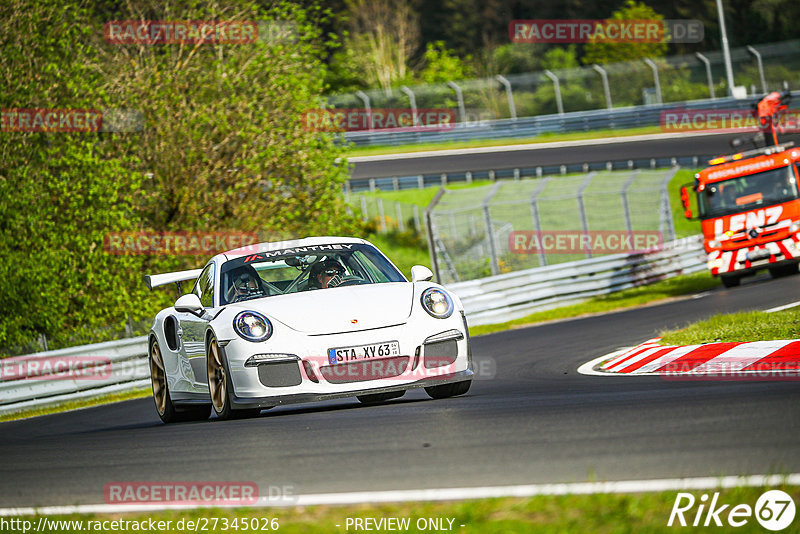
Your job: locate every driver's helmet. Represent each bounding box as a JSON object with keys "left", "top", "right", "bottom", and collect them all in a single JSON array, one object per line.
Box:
[
  {"left": 308, "top": 259, "right": 345, "bottom": 288},
  {"left": 226, "top": 266, "right": 262, "bottom": 302}
]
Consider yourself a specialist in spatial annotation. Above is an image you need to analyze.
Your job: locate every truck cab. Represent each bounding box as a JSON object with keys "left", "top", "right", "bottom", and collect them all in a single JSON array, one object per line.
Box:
[{"left": 682, "top": 144, "right": 800, "bottom": 287}]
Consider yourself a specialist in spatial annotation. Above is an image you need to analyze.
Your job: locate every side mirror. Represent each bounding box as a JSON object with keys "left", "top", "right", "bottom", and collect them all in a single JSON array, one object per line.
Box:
[
  {"left": 410, "top": 265, "right": 433, "bottom": 282},
  {"left": 680, "top": 185, "right": 694, "bottom": 219},
  {"left": 175, "top": 293, "right": 204, "bottom": 316}
]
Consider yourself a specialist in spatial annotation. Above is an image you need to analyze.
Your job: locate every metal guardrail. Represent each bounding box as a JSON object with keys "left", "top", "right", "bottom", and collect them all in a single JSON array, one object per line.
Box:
[
  {"left": 0, "top": 237, "right": 707, "bottom": 416},
  {"left": 0, "top": 336, "right": 149, "bottom": 416},
  {"left": 348, "top": 155, "right": 707, "bottom": 193},
  {"left": 344, "top": 94, "right": 789, "bottom": 148},
  {"left": 446, "top": 235, "right": 706, "bottom": 326}
]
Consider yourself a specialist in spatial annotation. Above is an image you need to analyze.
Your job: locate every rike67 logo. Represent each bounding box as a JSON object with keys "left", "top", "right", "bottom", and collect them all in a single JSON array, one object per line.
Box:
[{"left": 669, "top": 490, "right": 796, "bottom": 530}]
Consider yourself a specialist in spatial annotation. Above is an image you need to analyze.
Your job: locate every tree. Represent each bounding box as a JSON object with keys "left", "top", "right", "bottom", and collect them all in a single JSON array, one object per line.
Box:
[
  {"left": 0, "top": 0, "right": 358, "bottom": 351},
  {"left": 583, "top": 1, "right": 668, "bottom": 65},
  {"left": 419, "top": 41, "right": 474, "bottom": 83},
  {"left": 340, "top": 0, "right": 420, "bottom": 92}
]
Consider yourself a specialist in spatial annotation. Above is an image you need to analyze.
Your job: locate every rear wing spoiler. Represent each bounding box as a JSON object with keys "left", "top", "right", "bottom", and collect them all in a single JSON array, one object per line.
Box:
[{"left": 144, "top": 268, "right": 203, "bottom": 294}]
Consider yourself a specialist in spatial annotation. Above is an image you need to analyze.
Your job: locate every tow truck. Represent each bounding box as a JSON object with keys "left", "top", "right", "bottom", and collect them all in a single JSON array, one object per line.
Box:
[{"left": 680, "top": 90, "right": 800, "bottom": 287}]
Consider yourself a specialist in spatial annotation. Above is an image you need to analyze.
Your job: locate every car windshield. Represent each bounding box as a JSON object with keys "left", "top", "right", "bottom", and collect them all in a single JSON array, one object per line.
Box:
[
  {"left": 219, "top": 243, "right": 406, "bottom": 304},
  {"left": 698, "top": 165, "right": 800, "bottom": 219}
]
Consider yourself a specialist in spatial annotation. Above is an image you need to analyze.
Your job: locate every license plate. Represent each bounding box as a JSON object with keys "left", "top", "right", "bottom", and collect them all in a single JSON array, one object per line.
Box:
[
  {"left": 746, "top": 249, "right": 771, "bottom": 262},
  {"left": 328, "top": 341, "right": 400, "bottom": 364}
]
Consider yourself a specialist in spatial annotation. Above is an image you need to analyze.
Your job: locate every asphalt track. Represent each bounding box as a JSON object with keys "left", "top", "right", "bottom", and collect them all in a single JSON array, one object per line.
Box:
[
  {"left": 349, "top": 131, "right": 800, "bottom": 179},
  {"left": 1, "top": 272, "right": 799, "bottom": 508}
]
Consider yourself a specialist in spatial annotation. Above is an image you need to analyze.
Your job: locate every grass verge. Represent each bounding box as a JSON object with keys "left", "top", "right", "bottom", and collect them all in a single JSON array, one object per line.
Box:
[
  {"left": 659, "top": 308, "right": 800, "bottom": 346},
  {"left": 0, "top": 387, "right": 151, "bottom": 423},
  {"left": 15, "top": 485, "right": 800, "bottom": 533},
  {"left": 344, "top": 126, "right": 664, "bottom": 157},
  {"left": 351, "top": 169, "right": 703, "bottom": 240},
  {"left": 469, "top": 272, "right": 719, "bottom": 337}
]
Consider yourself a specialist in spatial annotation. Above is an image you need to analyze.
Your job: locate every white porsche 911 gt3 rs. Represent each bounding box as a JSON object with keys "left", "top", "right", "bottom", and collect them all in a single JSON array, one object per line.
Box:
[{"left": 144, "top": 237, "right": 473, "bottom": 423}]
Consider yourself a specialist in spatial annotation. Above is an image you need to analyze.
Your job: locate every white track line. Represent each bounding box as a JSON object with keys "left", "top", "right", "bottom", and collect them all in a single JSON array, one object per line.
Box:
[
  {"left": 346, "top": 131, "right": 731, "bottom": 162},
  {"left": 765, "top": 300, "right": 800, "bottom": 313},
  {"left": 1, "top": 474, "right": 798, "bottom": 516}
]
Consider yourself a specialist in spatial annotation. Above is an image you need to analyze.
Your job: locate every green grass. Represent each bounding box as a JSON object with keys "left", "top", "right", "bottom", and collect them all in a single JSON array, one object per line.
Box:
[
  {"left": 0, "top": 387, "right": 151, "bottom": 423},
  {"left": 470, "top": 271, "right": 720, "bottom": 337},
  {"left": 14, "top": 485, "right": 800, "bottom": 533},
  {"left": 660, "top": 308, "right": 800, "bottom": 346},
  {"left": 344, "top": 126, "right": 664, "bottom": 157},
  {"left": 351, "top": 168, "right": 703, "bottom": 240},
  {"left": 365, "top": 232, "right": 431, "bottom": 277}
]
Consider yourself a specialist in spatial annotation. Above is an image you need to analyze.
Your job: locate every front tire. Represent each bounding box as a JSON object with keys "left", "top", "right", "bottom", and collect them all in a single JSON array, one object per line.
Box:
[
  {"left": 424, "top": 380, "right": 472, "bottom": 399},
  {"left": 149, "top": 339, "right": 210, "bottom": 423},
  {"left": 769, "top": 263, "right": 799, "bottom": 278},
  {"left": 207, "top": 336, "right": 261, "bottom": 420},
  {"left": 720, "top": 274, "right": 740, "bottom": 288}
]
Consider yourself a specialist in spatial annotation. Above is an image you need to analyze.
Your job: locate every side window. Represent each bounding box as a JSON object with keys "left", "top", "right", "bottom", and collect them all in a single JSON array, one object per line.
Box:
[{"left": 194, "top": 264, "right": 215, "bottom": 308}]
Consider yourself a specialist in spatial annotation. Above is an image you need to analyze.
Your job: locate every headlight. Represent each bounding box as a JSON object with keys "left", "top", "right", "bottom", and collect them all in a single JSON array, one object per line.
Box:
[
  {"left": 708, "top": 239, "right": 721, "bottom": 249},
  {"left": 421, "top": 288, "right": 454, "bottom": 319},
  {"left": 233, "top": 311, "right": 272, "bottom": 342},
  {"left": 790, "top": 221, "right": 800, "bottom": 233}
]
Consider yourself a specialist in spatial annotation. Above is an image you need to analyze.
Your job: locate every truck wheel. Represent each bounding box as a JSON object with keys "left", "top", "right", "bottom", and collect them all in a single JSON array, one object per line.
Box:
[
  {"left": 720, "top": 274, "right": 740, "bottom": 288},
  {"left": 769, "top": 264, "right": 799, "bottom": 278}
]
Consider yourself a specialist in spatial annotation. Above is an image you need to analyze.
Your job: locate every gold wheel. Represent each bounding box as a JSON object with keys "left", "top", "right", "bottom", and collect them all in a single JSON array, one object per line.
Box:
[
  {"left": 149, "top": 341, "right": 167, "bottom": 416},
  {"left": 207, "top": 339, "right": 227, "bottom": 414}
]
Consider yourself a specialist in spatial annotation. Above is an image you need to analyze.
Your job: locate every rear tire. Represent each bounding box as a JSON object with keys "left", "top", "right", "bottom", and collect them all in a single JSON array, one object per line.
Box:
[
  {"left": 207, "top": 336, "right": 261, "bottom": 421},
  {"left": 720, "top": 274, "right": 740, "bottom": 288},
  {"left": 357, "top": 391, "right": 405, "bottom": 404},
  {"left": 425, "top": 380, "right": 472, "bottom": 399}
]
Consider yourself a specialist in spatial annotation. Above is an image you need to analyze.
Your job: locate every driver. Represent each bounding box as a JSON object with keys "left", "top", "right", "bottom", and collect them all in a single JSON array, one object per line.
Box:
[
  {"left": 225, "top": 266, "right": 264, "bottom": 303},
  {"left": 308, "top": 259, "right": 346, "bottom": 289}
]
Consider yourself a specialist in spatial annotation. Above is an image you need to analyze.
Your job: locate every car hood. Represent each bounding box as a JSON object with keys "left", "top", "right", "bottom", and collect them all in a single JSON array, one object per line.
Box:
[{"left": 228, "top": 282, "right": 414, "bottom": 334}]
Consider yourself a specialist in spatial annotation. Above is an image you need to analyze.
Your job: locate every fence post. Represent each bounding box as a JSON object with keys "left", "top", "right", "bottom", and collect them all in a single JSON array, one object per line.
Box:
[
  {"left": 621, "top": 170, "right": 639, "bottom": 235},
  {"left": 360, "top": 195, "right": 368, "bottom": 222},
  {"left": 355, "top": 90, "right": 373, "bottom": 130},
  {"left": 661, "top": 166, "right": 680, "bottom": 242},
  {"left": 425, "top": 188, "right": 447, "bottom": 283},
  {"left": 396, "top": 202, "right": 405, "bottom": 231},
  {"left": 447, "top": 81, "right": 466, "bottom": 123},
  {"left": 495, "top": 75, "right": 517, "bottom": 120},
  {"left": 392, "top": 176, "right": 399, "bottom": 191},
  {"left": 643, "top": 58, "right": 663, "bottom": 104},
  {"left": 695, "top": 52, "right": 715, "bottom": 99},
  {"left": 576, "top": 172, "right": 597, "bottom": 258},
  {"left": 529, "top": 177, "right": 551, "bottom": 267},
  {"left": 746, "top": 46, "right": 767, "bottom": 94},
  {"left": 592, "top": 64, "right": 612, "bottom": 110},
  {"left": 482, "top": 182, "right": 503, "bottom": 276},
  {"left": 543, "top": 70, "right": 564, "bottom": 115},
  {"left": 417, "top": 175, "right": 424, "bottom": 189},
  {"left": 400, "top": 86, "right": 418, "bottom": 126},
  {"left": 413, "top": 205, "right": 422, "bottom": 233},
  {"left": 377, "top": 198, "right": 386, "bottom": 232}
]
